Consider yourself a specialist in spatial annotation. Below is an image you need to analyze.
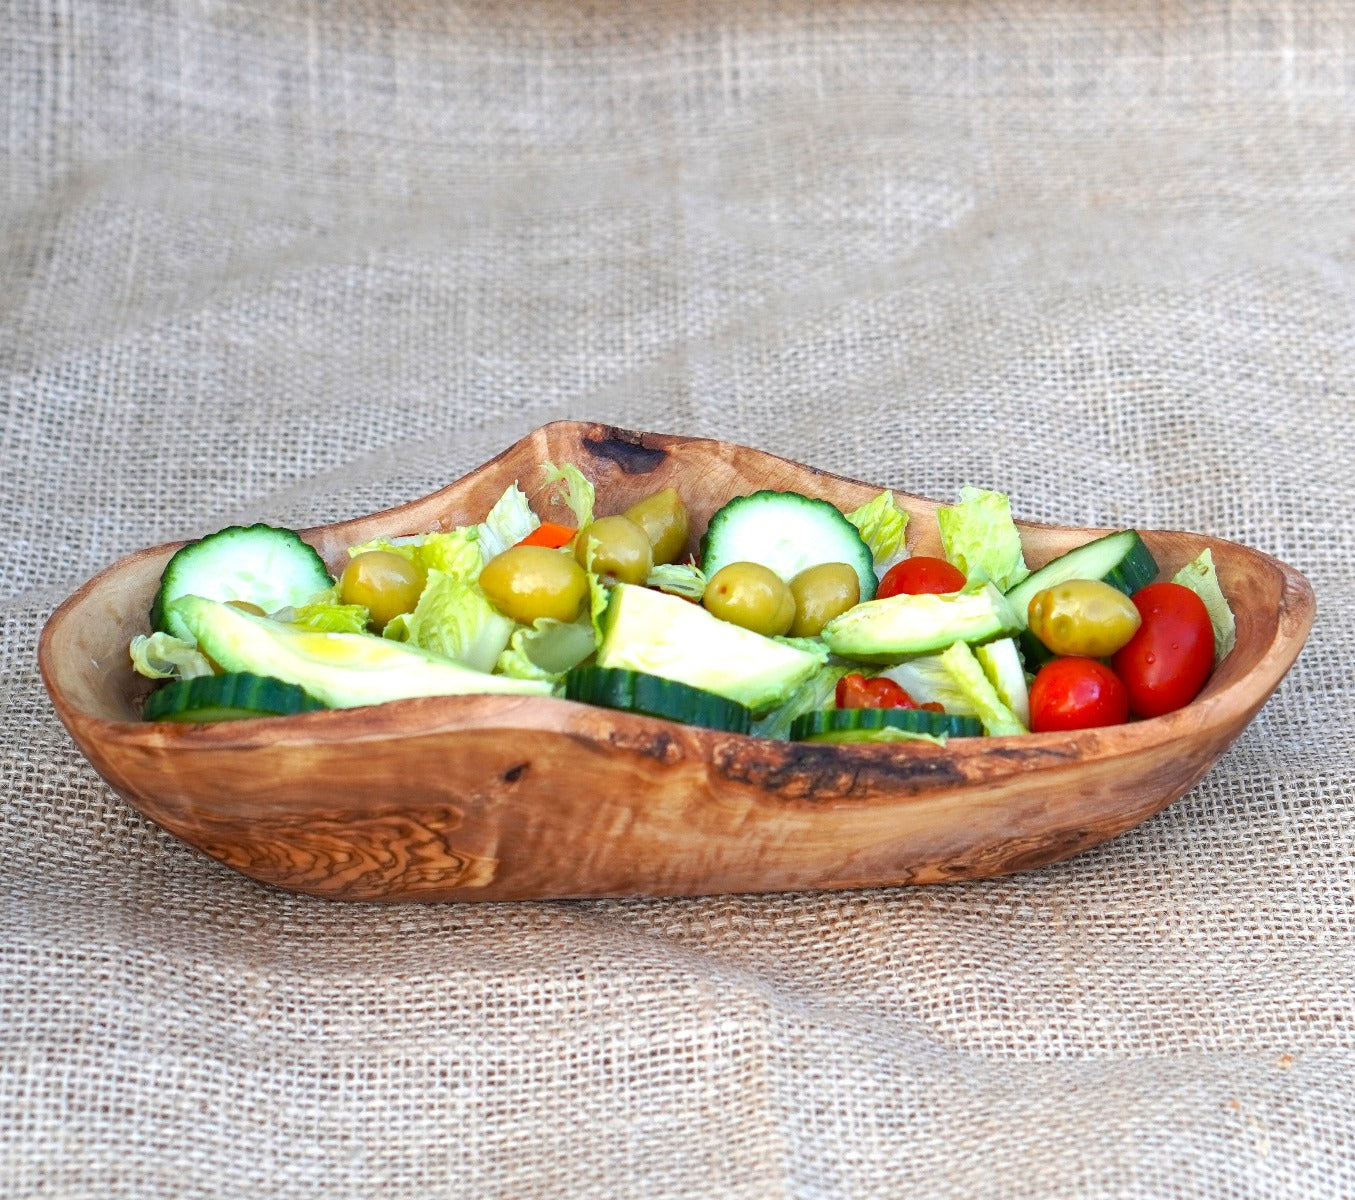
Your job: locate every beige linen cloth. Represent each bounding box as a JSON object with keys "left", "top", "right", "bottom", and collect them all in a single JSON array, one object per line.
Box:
[{"left": 4, "top": 1, "right": 1352, "bottom": 1195}]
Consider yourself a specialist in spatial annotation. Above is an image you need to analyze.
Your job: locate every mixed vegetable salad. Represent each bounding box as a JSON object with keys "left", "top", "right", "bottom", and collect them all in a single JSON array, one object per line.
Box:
[{"left": 131, "top": 464, "right": 1236, "bottom": 744}]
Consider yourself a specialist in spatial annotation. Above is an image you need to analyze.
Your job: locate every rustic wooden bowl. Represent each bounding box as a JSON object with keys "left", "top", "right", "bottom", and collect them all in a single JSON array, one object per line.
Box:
[{"left": 39, "top": 421, "right": 1315, "bottom": 902}]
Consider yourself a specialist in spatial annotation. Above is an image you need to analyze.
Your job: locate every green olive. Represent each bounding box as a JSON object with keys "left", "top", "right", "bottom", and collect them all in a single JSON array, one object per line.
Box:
[
  {"left": 225, "top": 599, "right": 268, "bottom": 617},
  {"left": 339, "top": 550, "right": 426, "bottom": 631},
  {"left": 702, "top": 561, "right": 795, "bottom": 637},
  {"left": 1027, "top": 578, "right": 1141, "bottom": 657},
  {"left": 574, "top": 515, "right": 654, "bottom": 584},
  {"left": 479, "top": 545, "right": 588, "bottom": 624},
  {"left": 623, "top": 488, "right": 690, "bottom": 565},
  {"left": 788, "top": 562, "right": 860, "bottom": 637}
]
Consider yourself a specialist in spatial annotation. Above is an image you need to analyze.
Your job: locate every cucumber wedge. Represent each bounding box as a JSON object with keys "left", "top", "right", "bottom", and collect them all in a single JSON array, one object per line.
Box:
[
  {"left": 699, "top": 491, "right": 877, "bottom": 602},
  {"left": 564, "top": 666, "right": 752, "bottom": 734},
  {"left": 790, "top": 707, "right": 983, "bottom": 742},
  {"left": 143, "top": 671, "right": 327, "bottom": 722},
  {"left": 151, "top": 524, "right": 333, "bottom": 640}
]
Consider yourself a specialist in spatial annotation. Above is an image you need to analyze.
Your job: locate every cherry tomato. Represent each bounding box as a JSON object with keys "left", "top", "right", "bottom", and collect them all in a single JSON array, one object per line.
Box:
[
  {"left": 515, "top": 521, "right": 576, "bottom": 550},
  {"left": 836, "top": 673, "right": 918, "bottom": 710},
  {"left": 1111, "top": 582, "right": 1215, "bottom": 718},
  {"left": 1029, "top": 658, "right": 1130, "bottom": 732},
  {"left": 877, "top": 556, "right": 967, "bottom": 598}
]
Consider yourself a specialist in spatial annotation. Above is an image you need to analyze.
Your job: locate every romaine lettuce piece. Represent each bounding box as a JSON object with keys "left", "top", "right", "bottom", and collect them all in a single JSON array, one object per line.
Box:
[
  {"left": 383, "top": 569, "right": 514, "bottom": 673},
  {"left": 937, "top": 487, "right": 1030, "bottom": 592},
  {"left": 1173, "top": 548, "right": 1236, "bottom": 663},
  {"left": 752, "top": 662, "right": 852, "bottom": 741},
  {"left": 646, "top": 561, "right": 707, "bottom": 602},
  {"left": 496, "top": 616, "right": 597, "bottom": 683},
  {"left": 884, "top": 641, "right": 1028, "bottom": 736},
  {"left": 476, "top": 483, "right": 540, "bottom": 562},
  {"left": 846, "top": 490, "right": 909, "bottom": 566},
  {"left": 282, "top": 587, "right": 371, "bottom": 634},
  {"left": 540, "top": 462, "right": 595, "bottom": 530},
  {"left": 348, "top": 529, "right": 483, "bottom": 580},
  {"left": 129, "top": 632, "right": 215, "bottom": 681}
]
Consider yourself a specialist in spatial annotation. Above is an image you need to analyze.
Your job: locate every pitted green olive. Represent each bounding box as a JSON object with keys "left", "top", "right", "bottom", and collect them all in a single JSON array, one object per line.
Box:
[
  {"left": 339, "top": 550, "right": 426, "bottom": 631},
  {"left": 788, "top": 562, "right": 860, "bottom": 637},
  {"left": 1027, "top": 578, "right": 1141, "bottom": 657},
  {"left": 702, "top": 561, "right": 795, "bottom": 637},
  {"left": 480, "top": 545, "right": 588, "bottom": 624},
  {"left": 624, "top": 489, "right": 690, "bottom": 565},
  {"left": 574, "top": 515, "right": 654, "bottom": 585}
]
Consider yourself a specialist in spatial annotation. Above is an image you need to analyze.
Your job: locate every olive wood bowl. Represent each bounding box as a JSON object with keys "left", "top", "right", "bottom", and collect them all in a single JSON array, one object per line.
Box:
[{"left": 39, "top": 422, "right": 1315, "bottom": 902}]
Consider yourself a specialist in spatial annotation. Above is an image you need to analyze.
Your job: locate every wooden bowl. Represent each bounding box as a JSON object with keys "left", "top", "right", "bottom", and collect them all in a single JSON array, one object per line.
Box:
[{"left": 39, "top": 422, "right": 1315, "bottom": 902}]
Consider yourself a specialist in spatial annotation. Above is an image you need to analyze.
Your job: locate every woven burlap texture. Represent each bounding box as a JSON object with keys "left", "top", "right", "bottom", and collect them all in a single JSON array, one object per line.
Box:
[{"left": 4, "top": 0, "right": 1353, "bottom": 1196}]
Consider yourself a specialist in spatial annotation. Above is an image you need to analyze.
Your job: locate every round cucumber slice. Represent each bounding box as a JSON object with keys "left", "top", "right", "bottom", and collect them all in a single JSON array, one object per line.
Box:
[
  {"left": 564, "top": 666, "right": 753, "bottom": 734},
  {"left": 790, "top": 707, "right": 983, "bottom": 742},
  {"left": 699, "top": 491, "right": 877, "bottom": 602},
  {"left": 143, "top": 672, "right": 328, "bottom": 723},
  {"left": 150, "top": 523, "right": 333, "bottom": 641}
]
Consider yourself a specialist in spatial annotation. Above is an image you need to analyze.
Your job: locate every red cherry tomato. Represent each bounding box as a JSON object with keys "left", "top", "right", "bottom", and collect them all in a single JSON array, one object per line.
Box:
[
  {"left": 1111, "top": 582, "right": 1215, "bottom": 718},
  {"left": 835, "top": 673, "right": 918, "bottom": 710},
  {"left": 877, "top": 556, "right": 967, "bottom": 598},
  {"left": 1029, "top": 658, "right": 1129, "bottom": 732}
]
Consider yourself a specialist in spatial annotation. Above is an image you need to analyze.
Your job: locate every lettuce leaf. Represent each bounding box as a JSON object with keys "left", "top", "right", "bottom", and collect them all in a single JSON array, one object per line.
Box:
[
  {"left": 348, "top": 529, "right": 483, "bottom": 580},
  {"left": 383, "top": 569, "right": 514, "bottom": 673},
  {"left": 883, "top": 641, "right": 1028, "bottom": 736},
  {"left": 751, "top": 662, "right": 852, "bottom": 740},
  {"left": 496, "top": 616, "right": 597, "bottom": 683},
  {"left": 937, "top": 487, "right": 1030, "bottom": 592},
  {"left": 541, "top": 462, "right": 595, "bottom": 530},
  {"left": 1173, "top": 548, "right": 1236, "bottom": 663},
  {"left": 476, "top": 483, "right": 540, "bottom": 562},
  {"left": 276, "top": 587, "right": 372, "bottom": 634},
  {"left": 129, "top": 632, "right": 215, "bottom": 680},
  {"left": 646, "top": 560, "right": 707, "bottom": 602},
  {"left": 847, "top": 490, "right": 909, "bottom": 566}
]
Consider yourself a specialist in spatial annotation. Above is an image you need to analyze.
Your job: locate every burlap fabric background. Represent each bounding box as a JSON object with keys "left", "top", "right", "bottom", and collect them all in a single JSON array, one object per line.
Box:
[{"left": 4, "top": 1, "right": 1353, "bottom": 1195}]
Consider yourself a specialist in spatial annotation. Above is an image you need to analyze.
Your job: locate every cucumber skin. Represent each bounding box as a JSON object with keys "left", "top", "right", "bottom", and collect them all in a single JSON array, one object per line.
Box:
[
  {"left": 565, "top": 666, "right": 752, "bottom": 734},
  {"left": 143, "top": 671, "right": 327, "bottom": 722},
  {"left": 150, "top": 524, "right": 332, "bottom": 639},
  {"left": 699, "top": 490, "right": 878, "bottom": 602},
  {"left": 790, "top": 707, "right": 983, "bottom": 741}
]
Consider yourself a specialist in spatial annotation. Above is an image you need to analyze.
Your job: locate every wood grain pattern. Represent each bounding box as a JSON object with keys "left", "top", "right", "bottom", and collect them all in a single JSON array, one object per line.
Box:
[{"left": 38, "top": 422, "right": 1316, "bottom": 901}]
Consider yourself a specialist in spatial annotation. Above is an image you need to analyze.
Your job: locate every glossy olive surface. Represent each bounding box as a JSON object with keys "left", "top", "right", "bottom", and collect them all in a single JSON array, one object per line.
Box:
[
  {"left": 788, "top": 562, "right": 860, "bottom": 637},
  {"left": 703, "top": 561, "right": 796, "bottom": 636},
  {"left": 480, "top": 545, "right": 588, "bottom": 624},
  {"left": 1027, "top": 578, "right": 1142, "bottom": 657},
  {"left": 575, "top": 515, "right": 654, "bottom": 584},
  {"left": 339, "top": 550, "right": 425, "bottom": 631},
  {"left": 624, "top": 488, "right": 690, "bottom": 565}
]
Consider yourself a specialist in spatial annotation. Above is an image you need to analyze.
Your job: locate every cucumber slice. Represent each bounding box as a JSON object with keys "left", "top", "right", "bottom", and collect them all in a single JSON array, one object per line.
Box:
[
  {"left": 699, "top": 491, "right": 877, "bottom": 602},
  {"left": 151, "top": 523, "right": 333, "bottom": 641},
  {"left": 564, "top": 666, "right": 752, "bottom": 734},
  {"left": 1004, "top": 530, "right": 1158, "bottom": 622},
  {"left": 143, "top": 671, "right": 327, "bottom": 723},
  {"left": 790, "top": 707, "right": 983, "bottom": 742}
]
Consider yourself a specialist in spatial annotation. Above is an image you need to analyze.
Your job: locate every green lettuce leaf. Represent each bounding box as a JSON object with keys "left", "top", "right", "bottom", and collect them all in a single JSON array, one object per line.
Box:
[
  {"left": 496, "top": 616, "right": 597, "bottom": 683},
  {"left": 1173, "top": 548, "right": 1236, "bottom": 663},
  {"left": 883, "top": 640, "right": 1028, "bottom": 736},
  {"left": 348, "top": 529, "right": 483, "bottom": 579},
  {"left": 541, "top": 462, "right": 595, "bottom": 530},
  {"left": 751, "top": 662, "right": 852, "bottom": 740},
  {"left": 279, "top": 587, "right": 371, "bottom": 634},
  {"left": 937, "top": 487, "right": 1030, "bottom": 592},
  {"left": 476, "top": 483, "right": 540, "bottom": 562},
  {"left": 846, "top": 490, "right": 909, "bottom": 565},
  {"left": 383, "top": 569, "right": 514, "bottom": 673},
  {"left": 129, "top": 632, "right": 215, "bottom": 680},
  {"left": 646, "top": 560, "right": 707, "bottom": 602}
]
